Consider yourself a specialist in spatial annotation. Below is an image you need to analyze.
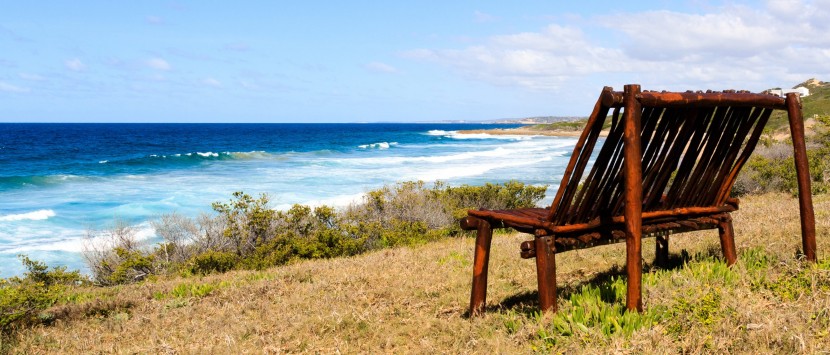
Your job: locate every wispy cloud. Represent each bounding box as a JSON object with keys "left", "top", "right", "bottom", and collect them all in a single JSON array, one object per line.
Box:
[
  {"left": 408, "top": 1, "right": 830, "bottom": 91},
  {"left": 146, "top": 16, "right": 164, "bottom": 25},
  {"left": 473, "top": 10, "right": 497, "bottom": 23},
  {"left": 146, "top": 58, "right": 171, "bottom": 70},
  {"left": 201, "top": 77, "right": 221, "bottom": 87},
  {"left": 365, "top": 61, "right": 398, "bottom": 74},
  {"left": 0, "top": 81, "right": 30, "bottom": 93},
  {"left": 19, "top": 73, "right": 46, "bottom": 81},
  {"left": 65, "top": 58, "right": 85, "bottom": 72}
]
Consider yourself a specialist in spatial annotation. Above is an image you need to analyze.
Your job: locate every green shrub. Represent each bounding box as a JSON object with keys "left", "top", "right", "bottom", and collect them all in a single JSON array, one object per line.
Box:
[
  {"left": 1, "top": 256, "right": 88, "bottom": 334},
  {"left": 187, "top": 251, "right": 239, "bottom": 275},
  {"left": 85, "top": 180, "right": 548, "bottom": 281},
  {"left": 735, "top": 115, "right": 830, "bottom": 195},
  {"left": 212, "top": 192, "right": 276, "bottom": 256}
]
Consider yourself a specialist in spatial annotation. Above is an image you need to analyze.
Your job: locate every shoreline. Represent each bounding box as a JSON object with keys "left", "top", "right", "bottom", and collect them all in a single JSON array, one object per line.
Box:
[{"left": 457, "top": 126, "right": 609, "bottom": 137}]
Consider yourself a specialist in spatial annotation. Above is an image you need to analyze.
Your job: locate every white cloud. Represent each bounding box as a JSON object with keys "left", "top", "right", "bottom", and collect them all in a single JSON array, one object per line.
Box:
[
  {"left": 202, "top": 78, "right": 221, "bottom": 87},
  {"left": 406, "top": 24, "right": 623, "bottom": 90},
  {"left": 65, "top": 58, "right": 85, "bottom": 72},
  {"left": 365, "top": 61, "right": 398, "bottom": 73},
  {"left": 0, "top": 81, "right": 29, "bottom": 93},
  {"left": 407, "top": 1, "right": 830, "bottom": 92},
  {"left": 146, "top": 58, "right": 171, "bottom": 70},
  {"left": 474, "top": 10, "right": 497, "bottom": 23},
  {"left": 18, "top": 72, "right": 45, "bottom": 81},
  {"left": 146, "top": 16, "right": 164, "bottom": 25}
]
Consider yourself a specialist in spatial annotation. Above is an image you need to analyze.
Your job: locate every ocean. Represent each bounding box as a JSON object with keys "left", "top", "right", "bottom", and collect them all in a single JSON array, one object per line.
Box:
[{"left": 0, "top": 123, "right": 580, "bottom": 277}]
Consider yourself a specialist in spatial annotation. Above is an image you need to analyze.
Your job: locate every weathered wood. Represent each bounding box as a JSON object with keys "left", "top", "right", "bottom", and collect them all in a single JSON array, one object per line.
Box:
[
  {"left": 463, "top": 84, "right": 817, "bottom": 316},
  {"left": 623, "top": 84, "right": 644, "bottom": 312},
  {"left": 717, "top": 216, "right": 737, "bottom": 266},
  {"left": 636, "top": 91, "right": 787, "bottom": 109},
  {"left": 547, "top": 87, "right": 613, "bottom": 222},
  {"left": 469, "top": 217, "right": 493, "bottom": 316},
  {"left": 468, "top": 203, "right": 738, "bottom": 234},
  {"left": 535, "top": 236, "right": 557, "bottom": 312},
  {"left": 786, "top": 93, "right": 817, "bottom": 262}
]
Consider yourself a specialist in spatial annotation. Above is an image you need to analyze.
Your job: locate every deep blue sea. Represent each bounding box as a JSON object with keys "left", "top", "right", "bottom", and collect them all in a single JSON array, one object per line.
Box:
[{"left": 0, "top": 123, "right": 579, "bottom": 277}]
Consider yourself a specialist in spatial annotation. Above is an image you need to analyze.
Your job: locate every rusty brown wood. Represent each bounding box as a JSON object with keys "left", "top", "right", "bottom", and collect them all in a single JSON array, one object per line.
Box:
[
  {"left": 706, "top": 107, "right": 763, "bottom": 203},
  {"left": 717, "top": 216, "right": 737, "bottom": 266},
  {"left": 520, "top": 240, "right": 535, "bottom": 259},
  {"left": 547, "top": 86, "right": 613, "bottom": 222},
  {"left": 623, "top": 84, "right": 644, "bottom": 312},
  {"left": 468, "top": 217, "right": 493, "bottom": 316},
  {"left": 535, "top": 236, "right": 557, "bottom": 312},
  {"left": 715, "top": 108, "right": 772, "bottom": 204},
  {"left": 464, "top": 84, "right": 817, "bottom": 317},
  {"left": 557, "top": 104, "right": 609, "bottom": 220},
  {"left": 564, "top": 102, "right": 631, "bottom": 225},
  {"left": 637, "top": 91, "right": 787, "bottom": 109},
  {"left": 576, "top": 109, "right": 626, "bottom": 223},
  {"left": 682, "top": 106, "right": 730, "bottom": 206},
  {"left": 645, "top": 110, "right": 700, "bottom": 210},
  {"left": 551, "top": 214, "right": 727, "bottom": 252},
  {"left": 786, "top": 93, "right": 817, "bottom": 262},
  {"left": 468, "top": 203, "right": 738, "bottom": 236},
  {"left": 691, "top": 107, "right": 742, "bottom": 207},
  {"left": 665, "top": 108, "right": 714, "bottom": 207}
]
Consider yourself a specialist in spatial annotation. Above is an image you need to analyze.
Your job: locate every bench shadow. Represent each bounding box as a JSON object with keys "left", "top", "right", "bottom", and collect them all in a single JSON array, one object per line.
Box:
[{"left": 476, "top": 250, "right": 702, "bottom": 317}]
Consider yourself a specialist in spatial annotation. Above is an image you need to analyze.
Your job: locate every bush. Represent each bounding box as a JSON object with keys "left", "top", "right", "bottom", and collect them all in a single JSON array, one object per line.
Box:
[
  {"left": 186, "top": 251, "right": 238, "bottom": 275},
  {"left": 734, "top": 115, "right": 830, "bottom": 196},
  {"left": 84, "top": 180, "right": 548, "bottom": 283},
  {"left": 83, "top": 220, "right": 156, "bottom": 286},
  {"left": 1, "top": 256, "right": 88, "bottom": 334}
]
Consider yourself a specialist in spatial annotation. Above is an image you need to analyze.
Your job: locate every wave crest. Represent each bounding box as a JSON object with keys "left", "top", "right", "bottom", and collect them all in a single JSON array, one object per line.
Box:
[
  {"left": 0, "top": 209, "right": 56, "bottom": 222},
  {"left": 358, "top": 142, "right": 398, "bottom": 149}
]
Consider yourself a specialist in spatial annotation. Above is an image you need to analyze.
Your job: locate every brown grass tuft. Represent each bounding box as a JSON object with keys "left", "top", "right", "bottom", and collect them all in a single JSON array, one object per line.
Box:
[{"left": 8, "top": 193, "right": 830, "bottom": 353}]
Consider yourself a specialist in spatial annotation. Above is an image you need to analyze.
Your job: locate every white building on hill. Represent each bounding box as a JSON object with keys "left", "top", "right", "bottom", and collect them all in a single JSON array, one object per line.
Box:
[{"left": 769, "top": 87, "right": 810, "bottom": 97}]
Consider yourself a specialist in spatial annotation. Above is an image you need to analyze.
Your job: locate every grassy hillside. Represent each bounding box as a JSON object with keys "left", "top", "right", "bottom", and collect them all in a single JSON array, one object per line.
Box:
[
  {"left": 526, "top": 79, "right": 830, "bottom": 134},
  {"left": 4, "top": 193, "right": 829, "bottom": 353},
  {"left": 766, "top": 79, "right": 830, "bottom": 132}
]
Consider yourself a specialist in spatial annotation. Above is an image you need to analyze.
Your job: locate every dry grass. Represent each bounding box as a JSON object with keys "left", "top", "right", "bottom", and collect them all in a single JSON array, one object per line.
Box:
[{"left": 7, "top": 193, "right": 830, "bottom": 354}]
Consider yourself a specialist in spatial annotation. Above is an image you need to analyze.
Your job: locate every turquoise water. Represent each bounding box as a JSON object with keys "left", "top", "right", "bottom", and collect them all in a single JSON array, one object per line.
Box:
[{"left": 0, "top": 123, "right": 579, "bottom": 276}]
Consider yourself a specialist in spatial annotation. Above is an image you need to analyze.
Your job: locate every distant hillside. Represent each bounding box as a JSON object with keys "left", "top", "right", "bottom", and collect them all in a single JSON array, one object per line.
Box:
[
  {"left": 436, "top": 116, "right": 582, "bottom": 124},
  {"left": 486, "top": 116, "right": 583, "bottom": 124},
  {"left": 518, "top": 79, "right": 830, "bottom": 135},
  {"left": 766, "top": 78, "right": 830, "bottom": 132}
]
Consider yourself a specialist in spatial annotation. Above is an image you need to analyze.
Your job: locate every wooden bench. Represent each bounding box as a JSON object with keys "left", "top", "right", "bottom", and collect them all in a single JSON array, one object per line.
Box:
[{"left": 460, "top": 84, "right": 817, "bottom": 315}]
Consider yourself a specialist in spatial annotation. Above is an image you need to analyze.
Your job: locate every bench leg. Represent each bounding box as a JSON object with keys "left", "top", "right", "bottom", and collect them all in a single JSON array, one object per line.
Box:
[
  {"left": 655, "top": 234, "right": 669, "bottom": 267},
  {"left": 625, "top": 237, "right": 643, "bottom": 312},
  {"left": 535, "top": 236, "right": 557, "bottom": 312},
  {"left": 469, "top": 218, "right": 493, "bottom": 316},
  {"left": 718, "top": 217, "right": 738, "bottom": 266}
]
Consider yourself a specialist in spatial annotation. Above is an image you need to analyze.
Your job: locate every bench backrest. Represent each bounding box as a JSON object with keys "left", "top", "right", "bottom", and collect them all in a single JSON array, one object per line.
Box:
[{"left": 547, "top": 85, "right": 793, "bottom": 226}]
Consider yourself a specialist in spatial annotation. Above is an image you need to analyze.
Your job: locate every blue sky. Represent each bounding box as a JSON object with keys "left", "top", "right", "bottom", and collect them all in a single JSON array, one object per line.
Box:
[{"left": 1, "top": 1, "right": 829, "bottom": 122}]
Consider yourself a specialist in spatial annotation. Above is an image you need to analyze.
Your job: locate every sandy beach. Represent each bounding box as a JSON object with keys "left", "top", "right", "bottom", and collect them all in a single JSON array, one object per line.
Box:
[{"left": 457, "top": 127, "right": 609, "bottom": 137}]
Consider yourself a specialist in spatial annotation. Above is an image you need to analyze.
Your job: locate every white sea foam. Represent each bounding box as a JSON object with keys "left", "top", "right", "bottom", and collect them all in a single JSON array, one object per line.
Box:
[
  {"left": 358, "top": 142, "right": 398, "bottom": 149},
  {"left": 196, "top": 152, "right": 219, "bottom": 157},
  {"left": 0, "top": 209, "right": 56, "bottom": 222},
  {"left": 98, "top": 160, "right": 108, "bottom": 164},
  {"left": 230, "top": 151, "right": 272, "bottom": 159},
  {"left": 346, "top": 140, "right": 568, "bottom": 165},
  {"left": 413, "top": 156, "right": 553, "bottom": 181},
  {"left": 426, "top": 129, "right": 532, "bottom": 141},
  {"left": 275, "top": 192, "right": 368, "bottom": 211},
  {"left": 1, "top": 222, "right": 157, "bottom": 254}
]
